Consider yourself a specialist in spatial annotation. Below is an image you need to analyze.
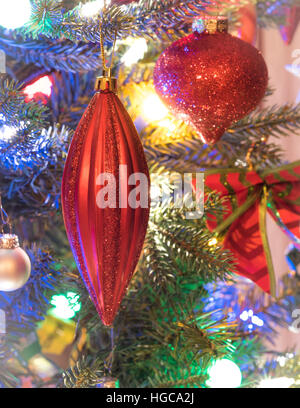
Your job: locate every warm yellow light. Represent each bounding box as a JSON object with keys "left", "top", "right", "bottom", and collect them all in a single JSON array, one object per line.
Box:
[
  {"left": 121, "top": 38, "right": 148, "bottom": 67},
  {"left": 79, "top": 0, "right": 110, "bottom": 18},
  {"left": 258, "top": 377, "right": 294, "bottom": 388},
  {"left": 208, "top": 237, "right": 218, "bottom": 247},
  {"left": 157, "top": 118, "right": 176, "bottom": 131},
  {"left": 142, "top": 94, "right": 169, "bottom": 122}
]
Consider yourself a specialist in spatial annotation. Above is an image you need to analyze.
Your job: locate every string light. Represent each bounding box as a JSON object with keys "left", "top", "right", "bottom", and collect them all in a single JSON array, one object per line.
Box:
[
  {"left": 239, "top": 309, "right": 264, "bottom": 328},
  {"left": 276, "top": 353, "right": 294, "bottom": 368},
  {"left": 121, "top": 38, "right": 148, "bottom": 67},
  {"left": 206, "top": 359, "right": 242, "bottom": 388},
  {"left": 258, "top": 377, "right": 294, "bottom": 388},
  {"left": 0, "top": 0, "right": 32, "bottom": 30},
  {"left": 79, "top": 0, "right": 111, "bottom": 18},
  {"left": 23, "top": 75, "right": 53, "bottom": 103},
  {"left": 0, "top": 125, "right": 16, "bottom": 142},
  {"left": 157, "top": 119, "right": 176, "bottom": 131},
  {"left": 208, "top": 237, "right": 218, "bottom": 247},
  {"left": 50, "top": 292, "right": 81, "bottom": 320},
  {"left": 141, "top": 93, "right": 169, "bottom": 122}
]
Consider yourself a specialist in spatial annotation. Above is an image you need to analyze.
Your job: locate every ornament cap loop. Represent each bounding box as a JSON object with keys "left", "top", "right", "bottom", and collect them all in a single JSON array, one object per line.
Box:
[
  {"left": 193, "top": 16, "right": 228, "bottom": 35},
  {"left": 0, "top": 234, "right": 19, "bottom": 249},
  {"left": 95, "top": 69, "right": 118, "bottom": 93}
]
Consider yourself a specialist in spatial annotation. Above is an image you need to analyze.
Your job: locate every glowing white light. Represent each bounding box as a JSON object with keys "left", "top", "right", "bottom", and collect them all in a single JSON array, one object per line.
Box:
[
  {"left": 277, "top": 356, "right": 287, "bottom": 368},
  {"left": 248, "top": 309, "right": 253, "bottom": 317},
  {"left": 50, "top": 292, "right": 81, "bottom": 320},
  {"left": 157, "top": 118, "right": 176, "bottom": 131},
  {"left": 208, "top": 237, "right": 218, "bottom": 247},
  {"left": 142, "top": 94, "right": 169, "bottom": 122},
  {"left": 121, "top": 38, "right": 148, "bottom": 67},
  {"left": 79, "top": 0, "right": 111, "bottom": 18},
  {"left": 259, "top": 377, "right": 294, "bottom": 388},
  {"left": 23, "top": 75, "right": 53, "bottom": 100},
  {"left": 150, "top": 184, "right": 161, "bottom": 201},
  {"left": 251, "top": 315, "right": 264, "bottom": 327},
  {"left": 0, "top": 0, "right": 32, "bottom": 30},
  {"left": 0, "top": 125, "right": 16, "bottom": 142},
  {"left": 206, "top": 359, "right": 242, "bottom": 388},
  {"left": 239, "top": 310, "right": 249, "bottom": 321}
]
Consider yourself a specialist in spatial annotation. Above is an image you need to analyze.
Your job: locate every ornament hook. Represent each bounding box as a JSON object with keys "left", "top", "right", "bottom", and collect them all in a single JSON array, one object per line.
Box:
[
  {"left": 96, "top": 2, "right": 118, "bottom": 92},
  {"left": 0, "top": 194, "right": 12, "bottom": 234}
]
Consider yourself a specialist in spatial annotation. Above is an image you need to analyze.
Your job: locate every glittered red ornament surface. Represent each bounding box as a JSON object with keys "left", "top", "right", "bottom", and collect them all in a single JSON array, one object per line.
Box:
[
  {"left": 61, "top": 76, "right": 150, "bottom": 326},
  {"left": 154, "top": 17, "right": 268, "bottom": 144}
]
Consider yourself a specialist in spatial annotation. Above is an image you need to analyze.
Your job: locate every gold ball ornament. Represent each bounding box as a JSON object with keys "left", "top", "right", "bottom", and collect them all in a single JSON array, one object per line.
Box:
[{"left": 0, "top": 234, "right": 31, "bottom": 292}]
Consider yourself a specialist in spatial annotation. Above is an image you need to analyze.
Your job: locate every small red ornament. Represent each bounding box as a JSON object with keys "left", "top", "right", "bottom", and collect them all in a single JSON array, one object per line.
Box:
[
  {"left": 238, "top": 4, "right": 257, "bottom": 44},
  {"left": 61, "top": 73, "right": 150, "bottom": 326},
  {"left": 154, "top": 16, "right": 268, "bottom": 144},
  {"left": 280, "top": 6, "right": 300, "bottom": 45}
]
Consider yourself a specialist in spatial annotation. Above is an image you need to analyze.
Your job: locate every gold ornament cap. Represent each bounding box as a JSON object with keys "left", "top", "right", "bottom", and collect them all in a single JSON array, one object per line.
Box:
[
  {"left": 192, "top": 16, "right": 228, "bottom": 35},
  {"left": 0, "top": 234, "right": 19, "bottom": 249},
  {"left": 95, "top": 68, "right": 117, "bottom": 93}
]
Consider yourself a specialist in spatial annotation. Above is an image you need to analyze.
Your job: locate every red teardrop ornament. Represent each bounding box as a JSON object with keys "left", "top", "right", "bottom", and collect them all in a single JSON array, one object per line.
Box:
[
  {"left": 61, "top": 89, "right": 150, "bottom": 326},
  {"left": 154, "top": 27, "right": 268, "bottom": 144}
]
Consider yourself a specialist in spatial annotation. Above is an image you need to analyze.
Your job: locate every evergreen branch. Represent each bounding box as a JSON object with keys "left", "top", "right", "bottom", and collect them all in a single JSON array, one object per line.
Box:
[
  {"left": 203, "top": 271, "right": 300, "bottom": 344},
  {"left": 20, "top": 0, "right": 296, "bottom": 45},
  {"left": 144, "top": 103, "right": 300, "bottom": 172},
  {"left": 0, "top": 77, "right": 49, "bottom": 132},
  {"left": 143, "top": 230, "right": 177, "bottom": 288},
  {"left": 0, "top": 34, "right": 102, "bottom": 73},
  {"left": 229, "top": 104, "right": 300, "bottom": 141},
  {"left": 0, "top": 125, "right": 71, "bottom": 215},
  {"left": 150, "top": 373, "right": 206, "bottom": 388},
  {"left": 62, "top": 356, "right": 105, "bottom": 388},
  {"left": 23, "top": 0, "right": 212, "bottom": 43}
]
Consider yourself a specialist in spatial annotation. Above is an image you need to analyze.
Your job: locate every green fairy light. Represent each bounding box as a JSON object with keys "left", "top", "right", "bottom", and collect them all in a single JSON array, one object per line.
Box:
[{"left": 50, "top": 292, "right": 81, "bottom": 320}]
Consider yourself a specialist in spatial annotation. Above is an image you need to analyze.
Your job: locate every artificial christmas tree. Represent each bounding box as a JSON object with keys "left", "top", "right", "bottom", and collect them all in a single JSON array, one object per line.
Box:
[{"left": 0, "top": 0, "right": 300, "bottom": 390}]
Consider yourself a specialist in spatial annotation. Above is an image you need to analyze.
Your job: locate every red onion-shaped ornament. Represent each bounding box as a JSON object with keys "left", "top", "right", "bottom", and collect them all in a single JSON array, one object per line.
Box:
[
  {"left": 61, "top": 73, "right": 150, "bottom": 326},
  {"left": 154, "top": 16, "right": 268, "bottom": 144}
]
